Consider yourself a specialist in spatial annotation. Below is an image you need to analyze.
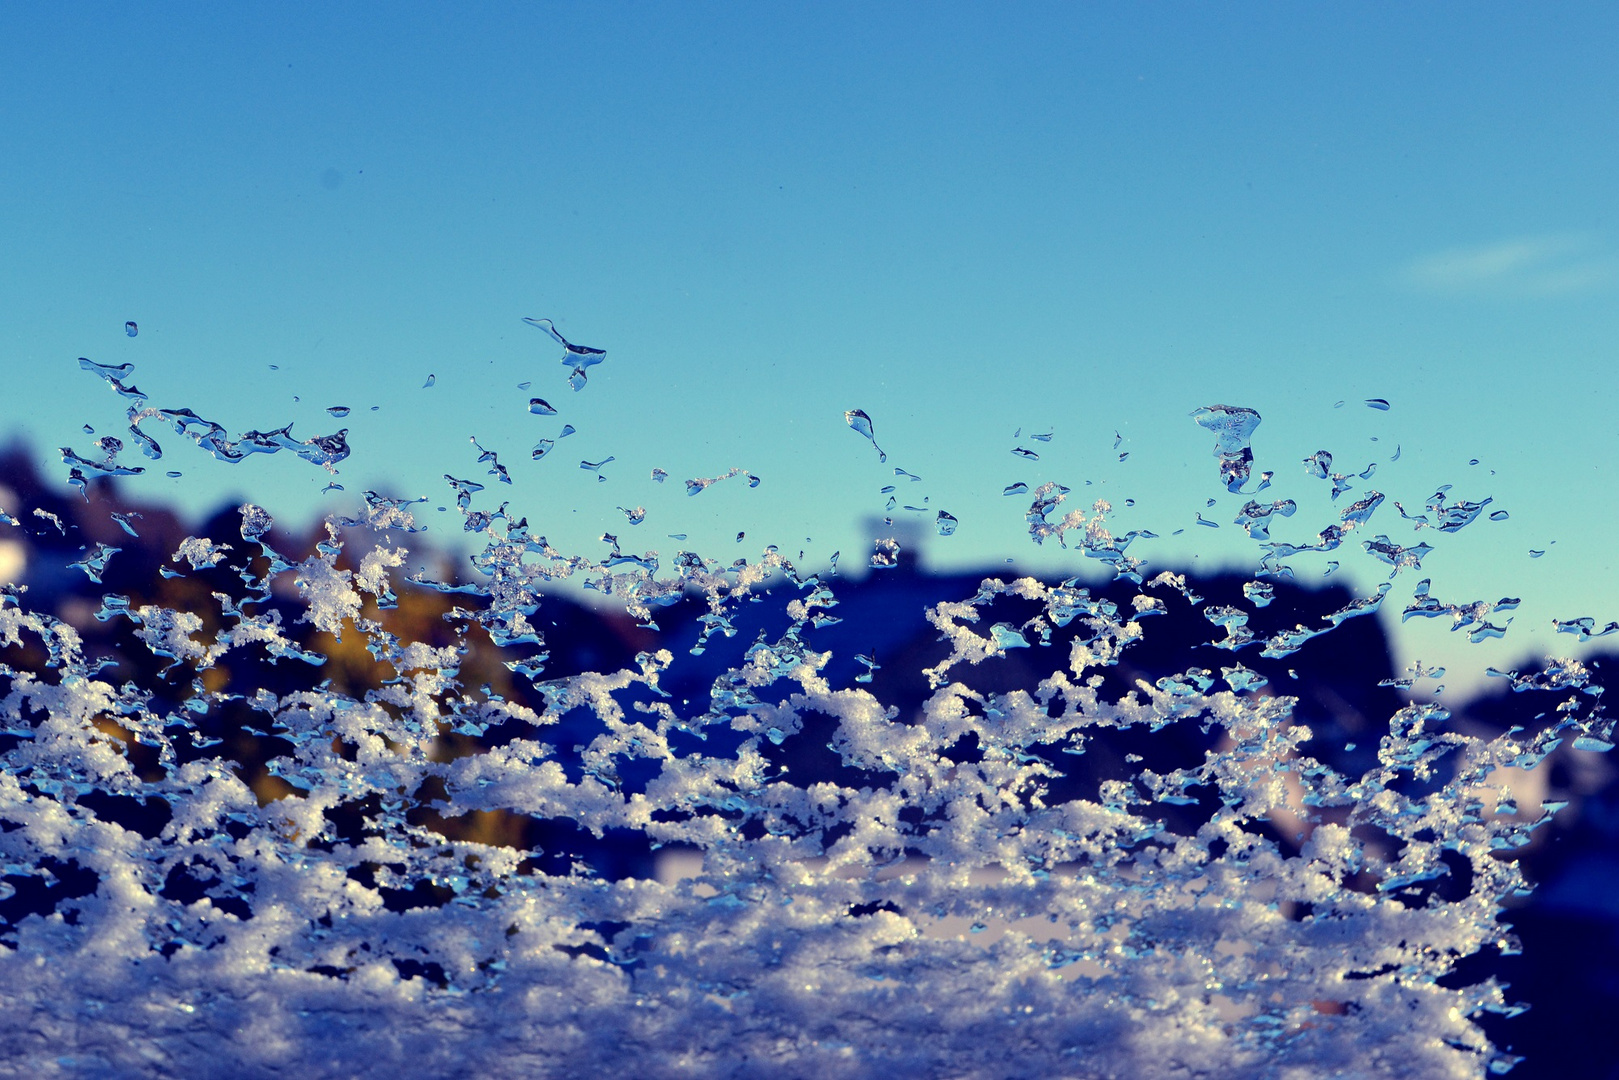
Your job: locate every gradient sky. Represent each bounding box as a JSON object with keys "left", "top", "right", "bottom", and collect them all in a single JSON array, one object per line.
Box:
[{"left": 2, "top": 3, "right": 1616, "bottom": 687}]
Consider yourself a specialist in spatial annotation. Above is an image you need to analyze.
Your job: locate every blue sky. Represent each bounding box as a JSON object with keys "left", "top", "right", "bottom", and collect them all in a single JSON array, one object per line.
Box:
[{"left": 2, "top": 3, "right": 1616, "bottom": 683}]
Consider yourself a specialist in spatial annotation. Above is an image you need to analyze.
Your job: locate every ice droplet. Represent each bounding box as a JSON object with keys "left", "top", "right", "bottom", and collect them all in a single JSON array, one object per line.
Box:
[
  {"left": 124, "top": 320, "right": 138, "bottom": 337},
  {"left": 528, "top": 398, "right": 557, "bottom": 415},
  {"left": 1190, "top": 405, "right": 1261, "bottom": 493},
  {"left": 524, "top": 317, "right": 605, "bottom": 390},
  {"left": 844, "top": 409, "right": 887, "bottom": 463},
  {"left": 935, "top": 511, "right": 958, "bottom": 536}
]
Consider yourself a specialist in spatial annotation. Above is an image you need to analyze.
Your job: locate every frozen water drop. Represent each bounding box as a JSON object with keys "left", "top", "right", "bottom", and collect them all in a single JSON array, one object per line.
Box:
[
  {"left": 326, "top": 406, "right": 351, "bottom": 418},
  {"left": 1190, "top": 405, "right": 1261, "bottom": 493},
  {"left": 934, "top": 511, "right": 958, "bottom": 536},
  {"left": 844, "top": 409, "right": 887, "bottom": 463},
  {"left": 528, "top": 398, "right": 557, "bottom": 415},
  {"left": 422, "top": 374, "right": 436, "bottom": 388},
  {"left": 124, "top": 320, "right": 138, "bottom": 337}
]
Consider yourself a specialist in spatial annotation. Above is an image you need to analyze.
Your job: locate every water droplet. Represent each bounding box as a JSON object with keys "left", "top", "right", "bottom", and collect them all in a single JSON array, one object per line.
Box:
[
  {"left": 124, "top": 321, "right": 138, "bottom": 338},
  {"left": 1469, "top": 458, "right": 1480, "bottom": 466},
  {"left": 735, "top": 532, "right": 745, "bottom": 543},
  {"left": 620, "top": 506, "right": 646, "bottom": 525},
  {"left": 166, "top": 470, "right": 182, "bottom": 478},
  {"left": 1333, "top": 400, "right": 1345, "bottom": 408},
  {"left": 880, "top": 485, "right": 896, "bottom": 494},
  {"left": 531, "top": 440, "right": 555, "bottom": 461},
  {"left": 568, "top": 368, "right": 588, "bottom": 391},
  {"left": 1003, "top": 483, "right": 1029, "bottom": 496},
  {"left": 894, "top": 468, "right": 922, "bottom": 482},
  {"left": 517, "top": 381, "right": 531, "bottom": 390},
  {"left": 844, "top": 409, "right": 887, "bottom": 463},
  {"left": 1364, "top": 398, "right": 1390, "bottom": 411},
  {"left": 1011, "top": 447, "right": 1039, "bottom": 461},
  {"left": 559, "top": 425, "right": 576, "bottom": 438},
  {"left": 651, "top": 468, "right": 668, "bottom": 483},
  {"left": 326, "top": 406, "right": 351, "bottom": 418},
  {"left": 422, "top": 374, "right": 436, "bottom": 388},
  {"left": 1489, "top": 510, "right": 1509, "bottom": 521},
  {"left": 322, "top": 482, "right": 344, "bottom": 494},
  {"left": 668, "top": 533, "right": 687, "bottom": 541},
  {"left": 1118, "top": 452, "right": 1130, "bottom": 462},
  {"left": 81, "top": 424, "right": 94, "bottom": 434},
  {"left": 1030, "top": 431, "right": 1054, "bottom": 442},
  {"left": 580, "top": 457, "right": 616, "bottom": 472},
  {"left": 528, "top": 398, "right": 557, "bottom": 415},
  {"left": 934, "top": 511, "right": 958, "bottom": 536},
  {"left": 1303, "top": 450, "right": 1332, "bottom": 480}
]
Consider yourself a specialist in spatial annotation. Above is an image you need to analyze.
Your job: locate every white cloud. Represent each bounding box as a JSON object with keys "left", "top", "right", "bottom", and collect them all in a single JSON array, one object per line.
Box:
[{"left": 1396, "top": 233, "right": 1617, "bottom": 296}]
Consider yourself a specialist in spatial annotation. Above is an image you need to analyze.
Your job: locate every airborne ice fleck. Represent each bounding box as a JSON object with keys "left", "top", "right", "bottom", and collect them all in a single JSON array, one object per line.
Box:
[
  {"left": 844, "top": 408, "right": 887, "bottom": 463},
  {"left": 1190, "top": 404, "right": 1261, "bottom": 492}
]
